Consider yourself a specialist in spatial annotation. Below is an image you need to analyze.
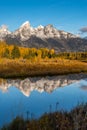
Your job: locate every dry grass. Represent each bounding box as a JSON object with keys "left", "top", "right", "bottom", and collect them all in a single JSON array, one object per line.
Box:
[{"left": 0, "top": 58, "right": 87, "bottom": 78}]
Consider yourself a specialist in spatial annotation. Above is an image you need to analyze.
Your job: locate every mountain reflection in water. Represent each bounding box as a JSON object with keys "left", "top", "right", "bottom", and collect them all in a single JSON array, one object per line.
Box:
[
  {"left": 0, "top": 73, "right": 87, "bottom": 96},
  {"left": 0, "top": 73, "right": 87, "bottom": 126}
]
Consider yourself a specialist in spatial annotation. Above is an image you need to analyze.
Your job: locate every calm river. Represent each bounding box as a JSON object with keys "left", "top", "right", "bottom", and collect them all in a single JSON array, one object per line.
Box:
[{"left": 0, "top": 73, "right": 87, "bottom": 126}]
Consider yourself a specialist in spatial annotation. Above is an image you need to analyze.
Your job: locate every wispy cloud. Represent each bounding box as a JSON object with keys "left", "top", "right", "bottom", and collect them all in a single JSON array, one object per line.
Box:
[{"left": 79, "top": 27, "right": 87, "bottom": 33}]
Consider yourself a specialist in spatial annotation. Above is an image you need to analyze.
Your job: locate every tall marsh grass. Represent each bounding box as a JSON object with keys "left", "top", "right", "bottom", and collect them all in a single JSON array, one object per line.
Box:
[{"left": 0, "top": 58, "right": 87, "bottom": 78}]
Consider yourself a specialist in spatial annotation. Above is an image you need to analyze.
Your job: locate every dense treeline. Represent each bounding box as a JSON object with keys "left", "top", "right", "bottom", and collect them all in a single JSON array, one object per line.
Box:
[
  {"left": 1, "top": 103, "right": 87, "bottom": 130},
  {"left": 0, "top": 41, "right": 87, "bottom": 61},
  {"left": 57, "top": 52, "right": 87, "bottom": 61},
  {"left": 0, "top": 41, "right": 55, "bottom": 59}
]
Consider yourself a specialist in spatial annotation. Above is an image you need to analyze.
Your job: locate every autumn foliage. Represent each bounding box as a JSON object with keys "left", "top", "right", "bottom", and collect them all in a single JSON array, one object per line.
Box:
[
  {"left": 0, "top": 41, "right": 87, "bottom": 78},
  {"left": 0, "top": 41, "right": 55, "bottom": 59}
]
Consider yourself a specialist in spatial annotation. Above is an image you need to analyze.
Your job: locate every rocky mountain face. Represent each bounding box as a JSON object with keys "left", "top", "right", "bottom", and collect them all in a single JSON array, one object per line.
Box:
[{"left": 0, "top": 21, "right": 87, "bottom": 52}]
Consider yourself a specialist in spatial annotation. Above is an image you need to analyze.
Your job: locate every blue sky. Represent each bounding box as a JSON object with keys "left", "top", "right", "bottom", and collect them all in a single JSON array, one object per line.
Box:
[{"left": 0, "top": 0, "right": 87, "bottom": 36}]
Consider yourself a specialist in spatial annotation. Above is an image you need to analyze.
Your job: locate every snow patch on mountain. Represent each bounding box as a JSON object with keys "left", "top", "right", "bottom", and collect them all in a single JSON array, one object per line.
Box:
[{"left": 0, "top": 21, "right": 79, "bottom": 42}]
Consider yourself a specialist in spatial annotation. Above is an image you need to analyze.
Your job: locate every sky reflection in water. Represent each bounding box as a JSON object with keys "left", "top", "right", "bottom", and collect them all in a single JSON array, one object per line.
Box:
[{"left": 0, "top": 78, "right": 87, "bottom": 126}]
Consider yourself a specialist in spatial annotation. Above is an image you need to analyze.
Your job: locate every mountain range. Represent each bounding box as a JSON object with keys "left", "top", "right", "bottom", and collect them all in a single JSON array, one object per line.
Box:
[{"left": 0, "top": 21, "right": 87, "bottom": 52}]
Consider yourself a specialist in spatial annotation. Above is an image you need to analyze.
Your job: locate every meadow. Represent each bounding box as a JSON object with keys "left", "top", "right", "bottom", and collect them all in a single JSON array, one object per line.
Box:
[{"left": 0, "top": 58, "right": 87, "bottom": 78}]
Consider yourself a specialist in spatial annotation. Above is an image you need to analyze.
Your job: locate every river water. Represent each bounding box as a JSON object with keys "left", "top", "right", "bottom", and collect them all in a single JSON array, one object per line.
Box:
[{"left": 0, "top": 73, "right": 87, "bottom": 126}]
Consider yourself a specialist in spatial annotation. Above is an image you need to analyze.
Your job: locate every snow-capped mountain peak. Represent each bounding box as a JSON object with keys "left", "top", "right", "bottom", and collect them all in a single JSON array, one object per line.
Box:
[
  {"left": 20, "top": 21, "right": 31, "bottom": 29},
  {"left": 0, "top": 25, "right": 11, "bottom": 40},
  {"left": 36, "top": 25, "right": 44, "bottom": 30},
  {"left": 0, "top": 25, "right": 8, "bottom": 31},
  {"left": 14, "top": 21, "right": 34, "bottom": 41}
]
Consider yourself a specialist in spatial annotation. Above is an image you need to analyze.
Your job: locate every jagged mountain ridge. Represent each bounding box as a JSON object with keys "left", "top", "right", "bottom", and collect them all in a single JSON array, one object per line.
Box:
[{"left": 0, "top": 21, "right": 87, "bottom": 52}]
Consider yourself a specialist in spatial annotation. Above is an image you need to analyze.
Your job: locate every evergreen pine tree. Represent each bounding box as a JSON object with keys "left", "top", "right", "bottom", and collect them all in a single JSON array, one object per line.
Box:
[
  {"left": 3, "top": 48, "right": 10, "bottom": 58},
  {"left": 11, "top": 45, "right": 20, "bottom": 59}
]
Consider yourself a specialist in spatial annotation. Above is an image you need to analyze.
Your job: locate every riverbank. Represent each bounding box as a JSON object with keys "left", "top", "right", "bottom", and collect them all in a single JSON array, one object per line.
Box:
[
  {"left": 1, "top": 103, "right": 87, "bottom": 130},
  {"left": 0, "top": 58, "right": 87, "bottom": 78}
]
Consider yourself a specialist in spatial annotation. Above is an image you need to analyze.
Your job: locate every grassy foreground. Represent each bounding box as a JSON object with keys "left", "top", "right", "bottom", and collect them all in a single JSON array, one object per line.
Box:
[{"left": 0, "top": 58, "right": 87, "bottom": 78}]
